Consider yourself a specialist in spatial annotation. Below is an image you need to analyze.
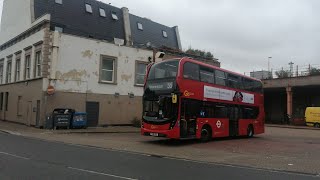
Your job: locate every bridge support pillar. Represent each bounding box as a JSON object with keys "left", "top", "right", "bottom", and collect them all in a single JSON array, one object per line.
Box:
[{"left": 286, "top": 87, "right": 293, "bottom": 118}]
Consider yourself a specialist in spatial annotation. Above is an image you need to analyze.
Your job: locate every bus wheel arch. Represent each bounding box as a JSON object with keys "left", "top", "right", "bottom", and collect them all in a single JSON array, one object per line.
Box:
[
  {"left": 315, "top": 123, "right": 320, "bottom": 128},
  {"left": 200, "top": 124, "right": 212, "bottom": 142},
  {"left": 247, "top": 124, "right": 254, "bottom": 138}
]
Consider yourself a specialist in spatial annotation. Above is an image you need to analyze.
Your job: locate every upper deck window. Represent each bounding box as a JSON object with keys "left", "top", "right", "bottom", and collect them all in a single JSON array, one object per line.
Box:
[
  {"left": 215, "top": 70, "right": 226, "bottom": 86},
  {"left": 183, "top": 62, "right": 199, "bottom": 81},
  {"left": 147, "top": 60, "right": 179, "bottom": 80}
]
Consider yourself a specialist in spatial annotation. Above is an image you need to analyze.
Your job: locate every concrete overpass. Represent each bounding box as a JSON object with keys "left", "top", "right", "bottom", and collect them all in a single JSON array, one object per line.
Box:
[{"left": 262, "top": 75, "right": 320, "bottom": 124}]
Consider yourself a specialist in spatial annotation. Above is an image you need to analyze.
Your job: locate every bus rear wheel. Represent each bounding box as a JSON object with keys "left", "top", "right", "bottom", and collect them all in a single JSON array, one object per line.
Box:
[
  {"left": 247, "top": 125, "right": 254, "bottom": 138},
  {"left": 200, "top": 125, "right": 212, "bottom": 142},
  {"left": 314, "top": 123, "right": 320, "bottom": 128}
]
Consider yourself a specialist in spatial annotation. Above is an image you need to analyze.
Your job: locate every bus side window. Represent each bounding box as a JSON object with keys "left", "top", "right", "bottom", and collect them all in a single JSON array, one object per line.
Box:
[
  {"left": 183, "top": 62, "right": 200, "bottom": 81},
  {"left": 242, "top": 107, "right": 259, "bottom": 119},
  {"left": 215, "top": 70, "right": 226, "bottom": 86},
  {"left": 214, "top": 105, "right": 228, "bottom": 118},
  {"left": 200, "top": 66, "right": 214, "bottom": 84}
]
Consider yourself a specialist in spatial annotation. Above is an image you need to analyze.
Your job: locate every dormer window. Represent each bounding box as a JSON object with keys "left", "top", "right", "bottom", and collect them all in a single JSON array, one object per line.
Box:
[
  {"left": 99, "top": 8, "right": 106, "bottom": 17},
  {"left": 111, "top": 11, "right": 118, "bottom": 20},
  {"left": 162, "top": 30, "right": 168, "bottom": 38},
  {"left": 85, "top": 4, "right": 93, "bottom": 13},
  {"left": 137, "top": 22, "right": 143, "bottom": 30},
  {"left": 55, "top": 0, "right": 62, "bottom": 4}
]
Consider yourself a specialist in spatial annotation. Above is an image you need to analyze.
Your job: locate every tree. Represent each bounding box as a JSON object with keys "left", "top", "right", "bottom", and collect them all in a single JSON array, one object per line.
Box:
[
  {"left": 309, "top": 67, "right": 320, "bottom": 76},
  {"left": 185, "top": 48, "right": 214, "bottom": 60},
  {"left": 275, "top": 70, "right": 290, "bottom": 78}
]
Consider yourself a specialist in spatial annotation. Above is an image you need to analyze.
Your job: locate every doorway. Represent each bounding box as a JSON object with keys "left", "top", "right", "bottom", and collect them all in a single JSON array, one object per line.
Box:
[{"left": 86, "top": 101, "right": 99, "bottom": 127}]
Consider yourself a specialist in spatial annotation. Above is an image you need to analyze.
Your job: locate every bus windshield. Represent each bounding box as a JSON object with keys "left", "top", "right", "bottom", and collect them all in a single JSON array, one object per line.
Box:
[
  {"left": 147, "top": 60, "right": 179, "bottom": 80},
  {"left": 143, "top": 96, "right": 177, "bottom": 120}
]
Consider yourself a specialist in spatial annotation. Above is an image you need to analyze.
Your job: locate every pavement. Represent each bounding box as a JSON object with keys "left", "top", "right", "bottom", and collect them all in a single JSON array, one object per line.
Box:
[
  {"left": 0, "top": 120, "right": 140, "bottom": 135},
  {"left": 266, "top": 124, "right": 320, "bottom": 130},
  {"left": 0, "top": 131, "right": 318, "bottom": 180}
]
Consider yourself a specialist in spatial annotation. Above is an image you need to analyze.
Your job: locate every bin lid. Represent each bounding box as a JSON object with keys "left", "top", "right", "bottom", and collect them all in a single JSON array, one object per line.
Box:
[{"left": 74, "top": 112, "right": 87, "bottom": 115}]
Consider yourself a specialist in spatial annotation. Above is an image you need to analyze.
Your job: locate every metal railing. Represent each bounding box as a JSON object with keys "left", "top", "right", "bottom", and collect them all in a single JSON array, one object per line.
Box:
[{"left": 245, "top": 64, "right": 320, "bottom": 80}]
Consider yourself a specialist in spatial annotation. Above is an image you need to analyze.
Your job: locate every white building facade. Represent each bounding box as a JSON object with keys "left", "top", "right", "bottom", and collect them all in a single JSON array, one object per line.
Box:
[{"left": 0, "top": 0, "right": 181, "bottom": 127}]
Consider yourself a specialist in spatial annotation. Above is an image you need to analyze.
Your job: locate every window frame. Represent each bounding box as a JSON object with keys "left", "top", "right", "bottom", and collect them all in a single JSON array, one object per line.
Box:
[
  {"left": 6, "top": 59, "right": 12, "bottom": 84},
  {"left": 99, "top": 8, "right": 106, "bottom": 17},
  {"left": 25, "top": 54, "right": 31, "bottom": 80},
  {"left": 137, "top": 22, "right": 143, "bottom": 30},
  {"left": 135, "top": 61, "right": 148, "bottom": 86},
  {"left": 55, "top": 0, "right": 62, "bottom": 4},
  {"left": 15, "top": 58, "right": 21, "bottom": 82},
  {"left": 85, "top": 4, "right": 93, "bottom": 14},
  {"left": 99, "top": 55, "right": 117, "bottom": 84},
  {"left": 0, "top": 59, "right": 4, "bottom": 84},
  {"left": 162, "top": 30, "right": 168, "bottom": 38},
  {"left": 111, "top": 11, "right": 118, "bottom": 20},
  {"left": 34, "top": 51, "right": 42, "bottom": 78}
]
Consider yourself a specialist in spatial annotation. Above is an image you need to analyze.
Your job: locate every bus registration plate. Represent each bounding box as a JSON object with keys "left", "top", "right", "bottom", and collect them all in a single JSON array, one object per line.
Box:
[{"left": 150, "top": 133, "right": 159, "bottom": 137}]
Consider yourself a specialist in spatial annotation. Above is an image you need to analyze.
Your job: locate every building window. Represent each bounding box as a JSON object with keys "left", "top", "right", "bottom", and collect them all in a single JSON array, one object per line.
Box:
[
  {"left": 17, "top": 96, "right": 22, "bottom": 116},
  {"left": 137, "top": 22, "right": 143, "bottom": 30},
  {"left": 5, "top": 92, "right": 8, "bottom": 111},
  {"left": 15, "top": 58, "right": 21, "bottom": 82},
  {"left": 25, "top": 55, "right": 31, "bottom": 80},
  {"left": 162, "top": 30, "right": 168, "bottom": 38},
  {"left": 85, "top": 4, "right": 93, "bottom": 13},
  {"left": 99, "top": 8, "right": 106, "bottom": 17},
  {"left": 6, "top": 61, "right": 12, "bottom": 83},
  {"left": 35, "top": 51, "right": 42, "bottom": 78},
  {"left": 0, "top": 60, "right": 3, "bottom": 84},
  {"left": 111, "top": 11, "right": 118, "bottom": 20},
  {"left": 54, "top": 26, "right": 63, "bottom": 33},
  {"left": 135, "top": 61, "right": 148, "bottom": 85},
  {"left": 55, "top": 0, "right": 62, "bottom": 4},
  {"left": 100, "top": 56, "right": 116, "bottom": 83},
  {"left": 0, "top": 92, "right": 3, "bottom": 111}
]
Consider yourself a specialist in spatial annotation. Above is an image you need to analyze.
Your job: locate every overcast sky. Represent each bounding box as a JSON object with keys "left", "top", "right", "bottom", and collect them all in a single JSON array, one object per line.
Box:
[{"left": 1, "top": 0, "right": 319, "bottom": 74}]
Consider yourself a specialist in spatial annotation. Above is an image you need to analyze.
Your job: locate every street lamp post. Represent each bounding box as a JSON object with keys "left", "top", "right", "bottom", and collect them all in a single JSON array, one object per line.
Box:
[{"left": 268, "top": 57, "right": 272, "bottom": 78}]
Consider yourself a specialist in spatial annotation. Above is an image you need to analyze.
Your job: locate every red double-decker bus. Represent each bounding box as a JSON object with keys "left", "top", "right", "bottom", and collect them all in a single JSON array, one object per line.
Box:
[{"left": 141, "top": 57, "right": 264, "bottom": 141}]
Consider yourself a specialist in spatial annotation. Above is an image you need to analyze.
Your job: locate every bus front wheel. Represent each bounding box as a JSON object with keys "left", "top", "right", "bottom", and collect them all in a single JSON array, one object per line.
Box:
[
  {"left": 247, "top": 125, "right": 254, "bottom": 138},
  {"left": 200, "top": 125, "right": 212, "bottom": 142},
  {"left": 314, "top": 123, "right": 320, "bottom": 128}
]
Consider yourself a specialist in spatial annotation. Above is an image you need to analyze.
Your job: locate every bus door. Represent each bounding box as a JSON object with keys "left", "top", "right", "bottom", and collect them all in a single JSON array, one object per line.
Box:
[
  {"left": 229, "top": 106, "right": 240, "bottom": 136},
  {"left": 180, "top": 99, "right": 198, "bottom": 138}
]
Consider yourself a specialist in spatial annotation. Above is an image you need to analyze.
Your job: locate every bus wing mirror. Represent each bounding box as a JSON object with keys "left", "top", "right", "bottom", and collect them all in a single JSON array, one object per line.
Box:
[{"left": 172, "top": 94, "right": 177, "bottom": 104}]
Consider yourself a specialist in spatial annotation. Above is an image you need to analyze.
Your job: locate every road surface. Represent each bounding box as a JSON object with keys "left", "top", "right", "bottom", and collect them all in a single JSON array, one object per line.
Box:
[{"left": 0, "top": 132, "right": 318, "bottom": 180}]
